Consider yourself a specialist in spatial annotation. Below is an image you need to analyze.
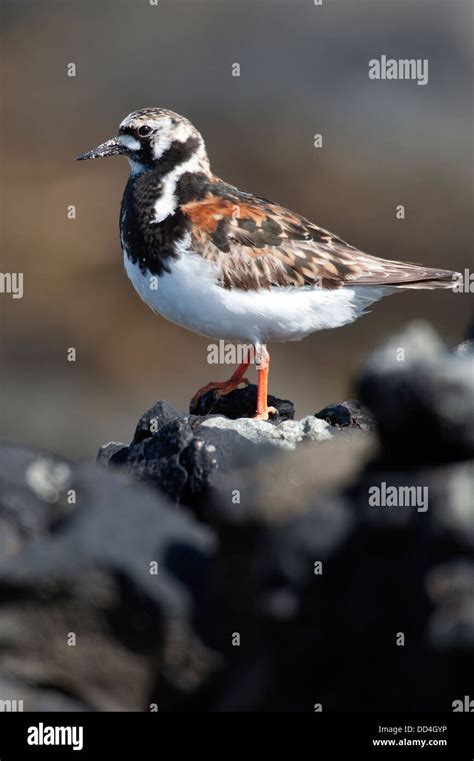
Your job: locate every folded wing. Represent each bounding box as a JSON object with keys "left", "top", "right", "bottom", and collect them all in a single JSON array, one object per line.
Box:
[{"left": 181, "top": 182, "right": 457, "bottom": 292}]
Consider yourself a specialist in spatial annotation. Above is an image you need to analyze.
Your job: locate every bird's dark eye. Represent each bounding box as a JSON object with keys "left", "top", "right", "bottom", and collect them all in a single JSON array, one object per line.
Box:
[{"left": 138, "top": 125, "right": 152, "bottom": 137}]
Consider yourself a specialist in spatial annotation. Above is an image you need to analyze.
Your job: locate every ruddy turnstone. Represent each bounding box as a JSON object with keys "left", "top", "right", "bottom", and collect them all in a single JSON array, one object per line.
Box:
[{"left": 77, "top": 107, "right": 459, "bottom": 420}]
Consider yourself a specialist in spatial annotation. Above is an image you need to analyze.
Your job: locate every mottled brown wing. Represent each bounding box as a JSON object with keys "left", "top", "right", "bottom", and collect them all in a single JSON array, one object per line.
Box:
[{"left": 181, "top": 185, "right": 456, "bottom": 291}]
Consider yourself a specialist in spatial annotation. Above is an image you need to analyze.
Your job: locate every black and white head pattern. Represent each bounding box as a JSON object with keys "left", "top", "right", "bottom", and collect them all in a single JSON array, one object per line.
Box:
[{"left": 117, "top": 107, "right": 209, "bottom": 178}]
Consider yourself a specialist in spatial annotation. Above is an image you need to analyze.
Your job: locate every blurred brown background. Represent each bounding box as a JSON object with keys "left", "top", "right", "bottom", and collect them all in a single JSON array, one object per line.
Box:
[{"left": 1, "top": 0, "right": 472, "bottom": 458}]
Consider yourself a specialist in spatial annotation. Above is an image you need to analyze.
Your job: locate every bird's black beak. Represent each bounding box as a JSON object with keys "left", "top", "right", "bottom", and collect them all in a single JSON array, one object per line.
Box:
[{"left": 75, "top": 136, "right": 123, "bottom": 161}]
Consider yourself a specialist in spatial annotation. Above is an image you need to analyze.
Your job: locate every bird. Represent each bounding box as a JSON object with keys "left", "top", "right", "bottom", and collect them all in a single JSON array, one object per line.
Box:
[{"left": 77, "top": 107, "right": 459, "bottom": 420}]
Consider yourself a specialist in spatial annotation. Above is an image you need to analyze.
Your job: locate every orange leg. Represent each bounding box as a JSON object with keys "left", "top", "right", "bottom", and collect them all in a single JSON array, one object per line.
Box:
[
  {"left": 253, "top": 346, "right": 277, "bottom": 421},
  {"left": 190, "top": 350, "right": 251, "bottom": 409}
]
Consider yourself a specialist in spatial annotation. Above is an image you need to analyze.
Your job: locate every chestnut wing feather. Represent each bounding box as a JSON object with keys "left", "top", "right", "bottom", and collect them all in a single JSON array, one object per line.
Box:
[{"left": 181, "top": 185, "right": 455, "bottom": 292}]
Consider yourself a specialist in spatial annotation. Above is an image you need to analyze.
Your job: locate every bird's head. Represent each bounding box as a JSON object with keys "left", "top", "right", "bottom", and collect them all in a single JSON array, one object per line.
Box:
[{"left": 76, "top": 107, "right": 209, "bottom": 175}]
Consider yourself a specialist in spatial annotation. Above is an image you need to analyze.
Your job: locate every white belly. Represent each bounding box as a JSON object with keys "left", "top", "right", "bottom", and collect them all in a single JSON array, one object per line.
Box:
[{"left": 123, "top": 249, "right": 392, "bottom": 343}]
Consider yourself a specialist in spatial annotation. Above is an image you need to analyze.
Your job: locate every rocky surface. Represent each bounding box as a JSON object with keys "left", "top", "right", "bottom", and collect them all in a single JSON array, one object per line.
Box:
[
  {"left": 97, "top": 391, "right": 367, "bottom": 503},
  {"left": 358, "top": 321, "right": 474, "bottom": 466},
  {"left": 0, "top": 446, "right": 215, "bottom": 711},
  {"left": 188, "top": 382, "right": 295, "bottom": 420},
  {"left": 0, "top": 321, "right": 472, "bottom": 712},
  {"left": 315, "top": 399, "right": 375, "bottom": 431}
]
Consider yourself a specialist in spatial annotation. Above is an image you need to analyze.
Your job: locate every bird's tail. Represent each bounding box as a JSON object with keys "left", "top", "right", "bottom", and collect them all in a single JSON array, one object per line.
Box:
[
  {"left": 391, "top": 267, "right": 460, "bottom": 290},
  {"left": 348, "top": 256, "right": 461, "bottom": 290}
]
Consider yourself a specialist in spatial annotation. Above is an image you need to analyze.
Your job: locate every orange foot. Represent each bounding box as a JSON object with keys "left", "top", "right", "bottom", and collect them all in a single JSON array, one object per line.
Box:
[
  {"left": 190, "top": 376, "right": 249, "bottom": 410},
  {"left": 252, "top": 405, "right": 278, "bottom": 421}
]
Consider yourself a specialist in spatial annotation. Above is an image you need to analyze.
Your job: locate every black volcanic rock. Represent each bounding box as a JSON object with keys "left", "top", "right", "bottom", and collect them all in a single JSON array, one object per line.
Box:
[
  {"left": 0, "top": 443, "right": 75, "bottom": 553},
  {"left": 97, "top": 441, "right": 128, "bottom": 466},
  {"left": 132, "top": 400, "right": 182, "bottom": 444},
  {"left": 0, "top": 448, "right": 215, "bottom": 711},
  {"left": 119, "top": 416, "right": 193, "bottom": 501},
  {"left": 189, "top": 383, "right": 294, "bottom": 421},
  {"left": 179, "top": 424, "right": 267, "bottom": 505},
  {"left": 1, "top": 321, "right": 472, "bottom": 712},
  {"left": 357, "top": 322, "right": 474, "bottom": 466},
  {"left": 98, "top": 388, "right": 329, "bottom": 504},
  {"left": 100, "top": 407, "right": 273, "bottom": 504},
  {"left": 315, "top": 399, "right": 374, "bottom": 431}
]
